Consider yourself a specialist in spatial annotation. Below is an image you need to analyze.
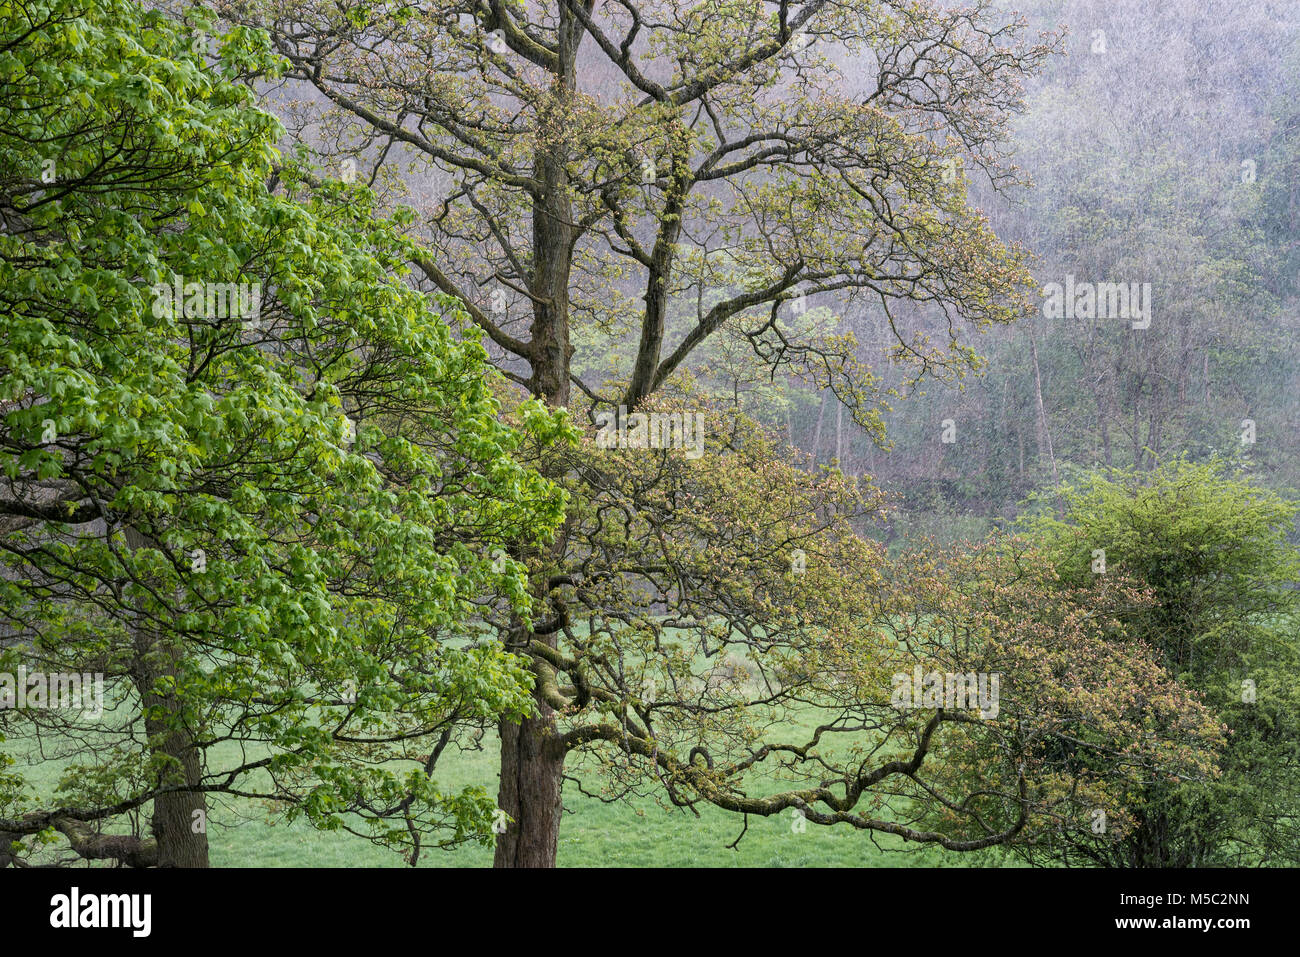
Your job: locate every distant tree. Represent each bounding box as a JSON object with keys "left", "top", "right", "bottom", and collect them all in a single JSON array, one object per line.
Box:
[
  {"left": 858, "top": 0, "right": 1300, "bottom": 518},
  {"left": 1020, "top": 458, "right": 1300, "bottom": 866},
  {"left": 0, "top": 0, "right": 567, "bottom": 867},
  {"left": 1261, "top": 38, "right": 1300, "bottom": 301},
  {"left": 992, "top": 0, "right": 1298, "bottom": 486}
]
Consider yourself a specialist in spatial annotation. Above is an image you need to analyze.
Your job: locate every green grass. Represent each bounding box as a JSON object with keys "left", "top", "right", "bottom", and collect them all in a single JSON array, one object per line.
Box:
[
  {"left": 6, "top": 633, "right": 1022, "bottom": 867},
  {"left": 207, "top": 734, "right": 988, "bottom": 867},
  {"left": 10, "top": 722, "right": 1015, "bottom": 867}
]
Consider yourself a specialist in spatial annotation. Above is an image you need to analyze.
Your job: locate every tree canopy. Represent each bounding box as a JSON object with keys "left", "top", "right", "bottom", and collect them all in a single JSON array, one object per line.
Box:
[
  {"left": 1019, "top": 459, "right": 1300, "bottom": 865},
  {"left": 209, "top": 0, "right": 1258, "bottom": 866},
  {"left": 2, "top": 0, "right": 1294, "bottom": 872},
  {"left": 0, "top": 0, "right": 568, "bottom": 867}
]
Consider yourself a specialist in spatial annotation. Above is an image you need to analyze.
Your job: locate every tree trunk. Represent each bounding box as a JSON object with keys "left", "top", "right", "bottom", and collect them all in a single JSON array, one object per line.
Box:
[
  {"left": 499, "top": 299, "right": 571, "bottom": 868},
  {"left": 810, "top": 391, "right": 828, "bottom": 464},
  {"left": 526, "top": 170, "right": 574, "bottom": 405},
  {"left": 493, "top": 706, "right": 565, "bottom": 867},
  {"left": 1028, "top": 329, "right": 1058, "bottom": 486},
  {"left": 495, "top": 14, "right": 585, "bottom": 866},
  {"left": 499, "top": 196, "right": 571, "bottom": 868},
  {"left": 834, "top": 400, "right": 844, "bottom": 467},
  {"left": 124, "top": 526, "right": 209, "bottom": 868},
  {"left": 142, "top": 695, "right": 209, "bottom": 868},
  {"left": 523, "top": 6, "right": 587, "bottom": 408}
]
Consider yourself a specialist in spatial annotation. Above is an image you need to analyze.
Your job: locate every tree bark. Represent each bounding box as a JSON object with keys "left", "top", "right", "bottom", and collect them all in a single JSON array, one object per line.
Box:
[
  {"left": 142, "top": 697, "right": 209, "bottom": 868},
  {"left": 523, "top": 13, "right": 581, "bottom": 407},
  {"left": 493, "top": 705, "right": 565, "bottom": 868},
  {"left": 124, "top": 526, "right": 209, "bottom": 868},
  {"left": 625, "top": 121, "right": 686, "bottom": 409},
  {"left": 54, "top": 818, "right": 160, "bottom": 868},
  {"left": 494, "top": 13, "right": 585, "bottom": 867}
]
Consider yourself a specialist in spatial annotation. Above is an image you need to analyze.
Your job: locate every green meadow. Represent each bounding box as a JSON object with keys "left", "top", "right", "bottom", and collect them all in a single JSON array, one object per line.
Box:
[{"left": 11, "top": 719, "right": 1010, "bottom": 868}]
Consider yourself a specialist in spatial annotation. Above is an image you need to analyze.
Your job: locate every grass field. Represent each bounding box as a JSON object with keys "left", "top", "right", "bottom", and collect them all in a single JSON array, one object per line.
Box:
[
  {"left": 11, "top": 722, "right": 1012, "bottom": 868},
  {"left": 7, "top": 629, "right": 1024, "bottom": 867},
  {"left": 210, "top": 734, "right": 1004, "bottom": 868}
]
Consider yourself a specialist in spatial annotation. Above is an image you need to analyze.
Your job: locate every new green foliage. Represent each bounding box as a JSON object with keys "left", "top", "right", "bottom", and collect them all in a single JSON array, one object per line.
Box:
[
  {"left": 0, "top": 0, "right": 570, "bottom": 865},
  {"left": 1021, "top": 458, "right": 1300, "bottom": 865}
]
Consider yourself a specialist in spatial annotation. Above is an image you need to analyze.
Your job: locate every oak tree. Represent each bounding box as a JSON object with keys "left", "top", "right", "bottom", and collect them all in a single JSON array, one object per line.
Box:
[{"left": 217, "top": 0, "right": 1238, "bottom": 867}]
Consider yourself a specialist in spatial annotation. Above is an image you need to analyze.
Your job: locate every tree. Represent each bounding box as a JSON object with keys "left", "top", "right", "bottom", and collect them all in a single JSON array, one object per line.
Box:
[
  {"left": 1019, "top": 458, "right": 1300, "bottom": 865},
  {"left": 212, "top": 0, "right": 1253, "bottom": 867},
  {"left": 0, "top": 0, "right": 568, "bottom": 867},
  {"left": 442, "top": 395, "right": 1224, "bottom": 865},
  {"left": 223, "top": 0, "right": 1059, "bottom": 867},
  {"left": 958, "top": 0, "right": 1299, "bottom": 501},
  {"left": 843, "top": 0, "right": 1300, "bottom": 529}
]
